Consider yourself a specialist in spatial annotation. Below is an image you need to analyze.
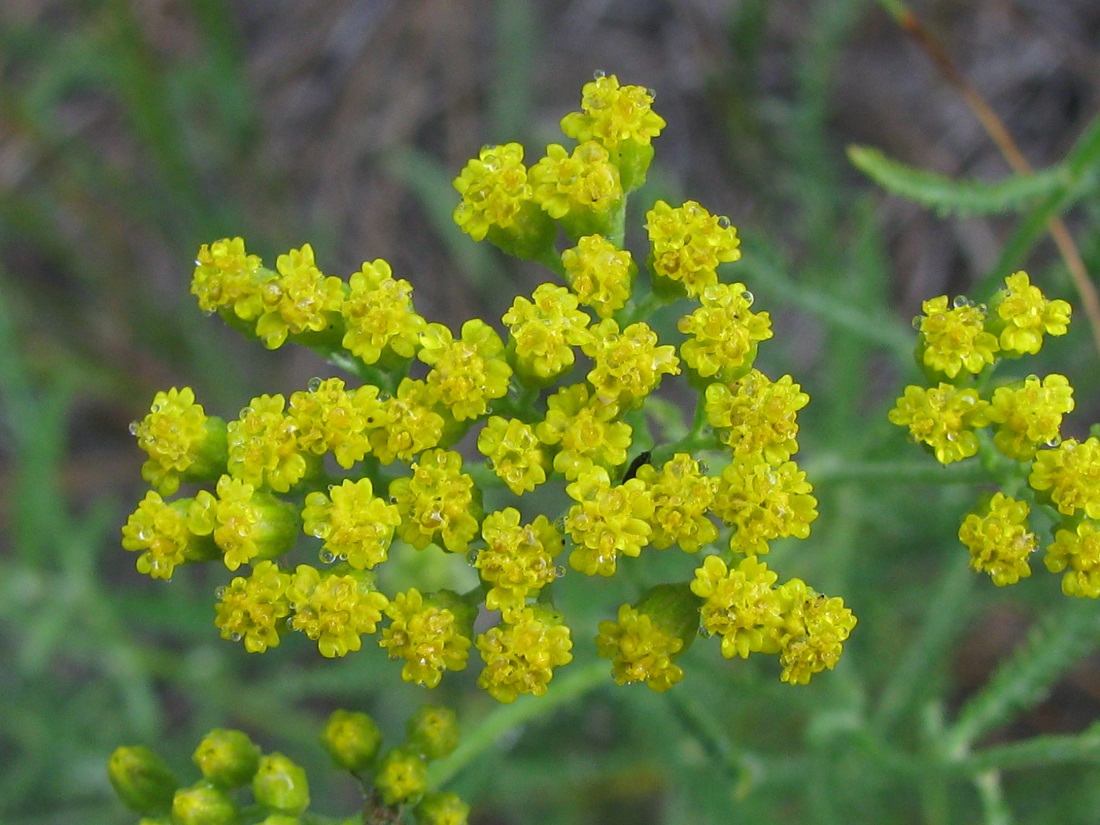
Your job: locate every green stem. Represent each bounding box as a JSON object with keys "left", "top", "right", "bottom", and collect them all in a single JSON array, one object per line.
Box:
[{"left": 426, "top": 661, "right": 607, "bottom": 788}]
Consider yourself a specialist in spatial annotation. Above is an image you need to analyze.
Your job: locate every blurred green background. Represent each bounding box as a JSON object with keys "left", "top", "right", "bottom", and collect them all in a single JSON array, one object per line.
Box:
[{"left": 4, "top": 1, "right": 1100, "bottom": 823}]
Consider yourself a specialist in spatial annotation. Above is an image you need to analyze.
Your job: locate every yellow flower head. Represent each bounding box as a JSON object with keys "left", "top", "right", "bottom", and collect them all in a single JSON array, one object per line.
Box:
[
  {"left": 301, "top": 478, "right": 401, "bottom": 570},
  {"left": 645, "top": 200, "right": 741, "bottom": 298},
  {"left": 192, "top": 236, "right": 264, "bottom": 321},
  {"left": 986, "top": 374, "right": 1074, "bottom": 462},
  {"left": 559, "top": 74, "right": 666, "bottom": 149},
  {"left": 452, "top": 142, "right": 532, "bottom": 242},
  {"left": 992, "top": 271, "right": 1071, "bottom": 356},
  {"left": 289, "top": 378, "right": 382, "bottom": 470},
  {"left": 368, "top": 378, "right": 445, "bottom": 465},
  {"left": 254, "top": 243, "right": 345, "bottom": 349},
  {"left": 214, "top": 560, "right": 292, "bottom": 653},
  {"left": 379, "top": 588, "right": 472, "bottom": 688},
  {"left": 1046, "top": 519, "right": 1100, "bottom": 598},
  {"left": 121, "top": 491, "right": 218, "bottom": 580},
  {"left": 187, "top": 475, "right": 301, "bottom": 572},
  {"left": 888, "top": 383, "right": 990, "bottom": 465},
  {"left": 502, "top": 283, "right": 594, "bottom": 386},
  {"left": 419, "top": 319, "right": 513, "bottom": 421},
  {"left": 389, "top": 449, "right": 482, "bottom": 553},
  {"left": 633, "top": 453, "right": 718, "bottom": 552},
  {"left": 582, "top": 318, "right": 680, "bottom": 410},
  {"left": 679, "top": 283, "right": 772, "bottom": 381},
  {"left": 711, "top": 458, "right": 818, "bottom": 556},
  {"left": 691, "top": 554, "right": 783, "bottom": 660},
  {"left": 132, "top": 387, "right": 227, "bottom": 496},
  {"left": 476, "top": 416, "right": 549, "bottom": 495},
  {"left": 565, "top": 467, "right": 653, "bottom": 576},
  {"left": 227, "top": 394, "right": 318, "bottom": 493},
  {"left": 287, "top": 564, "right": 388, "bottom": 658},
  {"left": 475, "top": 509, "right": 563, "bottom": 619},
  {"left": 774, "top": 579, "right": 857, "bottom": 685},
  {"left": 535, "top": 383, "right": 632, "bottom": 481},
  {"left": 1029, "top": 437, "right": 1100, "bottom": 519},
  {"left": 529, "top": 141, "right": 622, "bottom": 236},
  {"left": 560, "top": 234, "right": 636, "bottom": 318},
  {"left": 341, "top": 258, "right": 426, "bottom": 365},
  {"left": 915, "top": 295, "right": 999, "bottom": 379},
  {"left": 476, "top": 606, "right": 573, "bottom": 703},
  {"left": 958, "top": 493, "right": 1036, "bottom": 586},
  {"left": 705, "top": 371, "right": 808, "bottom": 465}
]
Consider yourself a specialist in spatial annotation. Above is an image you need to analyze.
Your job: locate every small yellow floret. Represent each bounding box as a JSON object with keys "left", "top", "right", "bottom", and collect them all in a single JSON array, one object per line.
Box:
[{"left": 958, "top": 493, "right": 1036, "bottom": 586}]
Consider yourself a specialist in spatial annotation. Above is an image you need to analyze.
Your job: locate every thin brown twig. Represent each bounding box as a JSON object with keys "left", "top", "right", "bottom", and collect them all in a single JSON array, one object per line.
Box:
[{"left": 884, "top": 1, "right": 1100, "bottom": 358}]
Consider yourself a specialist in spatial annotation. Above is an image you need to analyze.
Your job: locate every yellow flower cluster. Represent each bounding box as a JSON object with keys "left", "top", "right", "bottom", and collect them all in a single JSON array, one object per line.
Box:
[
  {"left": 888, "top": 274, "right": 1100, "bottom": 595},
  {"left": 123, "top": 74, "right": 856, "bottom": 700}
]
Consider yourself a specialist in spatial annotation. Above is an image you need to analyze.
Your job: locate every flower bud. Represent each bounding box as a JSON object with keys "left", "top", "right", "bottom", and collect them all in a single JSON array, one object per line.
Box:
[
  {"left": 415, "top": 790, "right": 471, "bottom": 825},
  {"left": 252, "top": 752, "right": 310, "bottom": 815},
  {"left": 320, "top": 709, "right": 382, "bottom": 772},
  {"left": 170, "top": 782, "right": 239, "bottom": 825},
  {"left": 374, "top": 747, "right": 428, "bottom": 807},
  {"left": 405, "top": 706, "right": 459, "bottom": 761},
  {"left": 192, "top": 729, "right": 261, "bottom": 789},
  {"left": 107, "top": 745, "right": 178, "bottom": 815}
]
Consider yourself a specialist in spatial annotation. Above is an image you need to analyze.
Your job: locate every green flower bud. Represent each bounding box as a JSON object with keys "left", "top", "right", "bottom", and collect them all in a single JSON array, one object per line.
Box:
[
  {"left": 374, "top": 747, "right": 428, "bottom": 807},
  {"left": 107, "top": 745, "right": 178, "bottom": 815},
  {"left": 192, "top": 729, "right": 261, "bottom": 789},
  {"left": 252, "top": 752, "right": 310, "bottom": 815},
  {"left": 405, "top": 706, "right": 459, "bottom": 761},
  {"left": 415, "top": 790, "right": 470, "bottom": 825},
  {"left": 171, "top": 782, "right": 239, "bottom": 825},
  {"left": 254, "top": 815, "right": 300, "bottom": 825},
  {"left": 635, "top": 582, "right": 703, "bottom": 653},
  {"left": 320, "top": 709, "right": 382, "bottom": 772}
]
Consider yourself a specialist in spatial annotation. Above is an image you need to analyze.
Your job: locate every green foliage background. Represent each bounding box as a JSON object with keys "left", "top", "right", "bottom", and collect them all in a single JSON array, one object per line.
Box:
[{"left": 3, "top": 1, "right": 1100, "bottom": 823}]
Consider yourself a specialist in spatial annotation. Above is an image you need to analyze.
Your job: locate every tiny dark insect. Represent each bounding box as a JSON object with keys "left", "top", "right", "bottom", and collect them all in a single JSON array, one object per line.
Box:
[{"left": 622, "top": 449, "right": 653, "bottom": 482}]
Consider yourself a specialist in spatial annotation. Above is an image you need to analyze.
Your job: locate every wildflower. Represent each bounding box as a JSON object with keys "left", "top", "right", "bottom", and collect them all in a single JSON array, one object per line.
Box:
[
  {"left": 958, "top": 493, "right": 1036, "bottom": 586},
  {"left": 172, "top": 782, "right": 239, "bottom": 825},
  {"left": 254, "top": 243, "right": 344, "bottom": 349},
  {"left": 475, "top": 509, "right": 562, "bottom": 618},
  {"left": 286, "top": 565, "right": 388, "bottom": 658},
  {"left": 529, "top": 141, "right": 622, "bottom": 238},
  {"left": 213, "top": 560, "right": 292, "bottom": 653},
  {"left": 560, "top": 234, "right": 636, "bottom": 318},
  {"left": 405, "top": 706, "right": 460, "bottom": 760},
  {"left": 416, "top": 792, "right": 471, "bottom": 825},
  {"left": 132, "top": 387, "right": 228, "bottom": 496},
  {"left": 595, "top": 583, "right": 701, "bottom": 692},
  {"left": 389, "top": 449, "right": 482, "bottom": 553},
  {"left": 1030, "top": 437, "right": 1100, "bottom": 519},
  {"left": 691, "top": 554, "right": 783, "bottom": 659},
  {"left": 633, "top": 454, "right": 718, "bottom": 552},
  {"left": 188, "top": 475, "right": 301, "bottom": 571},
  {"left": 252, "top": 752, "right": 310, "bottom": 815},
  {"left": 288, "top": 378, "right": 382, "bottom": 469},
  {"left": 301, "top": 478, "right": 401, "bottom": 570},
  {"left": 1046, "top": 519, "right": 1100, "bottom": 598},
  {"left": 121, "top": 491, "right": 219, "bottom": 580},
  {"left": 774, "top": 579, "right": 857, "bottom": 685},
  {"left": 368, "top": 378, "right": 445, "bottom": 464},
  {"left": 341, "top": 258, "right": 426, "bottom": 366},
  {"left": 191, "top": 236, "right": 264, "bottom": 321},
  {"left": 476, "top": 606, "right": 574, "bottom": 703},
  {"left": 564, "top": 467, "right": 653, "bottom": 576},
  {"left": 559, "top": 73, "right": 665, "bottom": 191},
  {"left": 227, "top": 393, "right": 319, "bottom": 493},
  {"left": 192, "top": 729, "right": 261, "bottom": 789},
  {"left": 452, "top": 142, "right": 554, "bottom": 259},
  {"left": 502, "top": 283, "right": 593, "bottom": 386},
  {"left": 536, "top": 383, "right": 632, "bottom": 480},
  {"left": 986, "top": 374, "right": 1074, "bottom": 462},
  {"left": 711, "top": 458, "right": 818, "bottom": 556},
  {"left": 419, "top": 319, "right": 513, "bottom": 422},
  {"left": 679, "top": 283, "right": 772, "bottom": 381},
  {"left": 476, "top": 416, "right": 549, "bottom": 494},
  {"left": 378, "top": 589, "right": 473, "bottom": 688},
  {"left": 888, "top": 383, "right": 990, "bottom": 465},
  {"left": 645, "top": 200, "right": 741, "bottom": 298},
  {"left": 990, "top": 271, "right": 1071, "bottom": 356},
  {"left": 583, "top": 318, "right": 680, "bottom": 410},
  {"left": 705, "top": 371, "right": 808, "bottom": 465},
  {"left": 915, "top": 295, "right": 999, "bottom": 379},
  {"left": 108, "top": 745, "right": 178, "bottom": 815},
  {"left": 375, "top": 748, "right": 428, "bottom": 807}
]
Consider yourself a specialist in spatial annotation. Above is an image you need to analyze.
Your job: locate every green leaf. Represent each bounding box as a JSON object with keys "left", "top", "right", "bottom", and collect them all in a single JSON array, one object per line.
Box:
[{"left": 847, "top": 145, "right": 1068, "bottom": 217}]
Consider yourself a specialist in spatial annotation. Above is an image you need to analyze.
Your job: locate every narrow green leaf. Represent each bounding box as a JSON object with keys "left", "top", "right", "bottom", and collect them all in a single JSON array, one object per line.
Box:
[{"left": 847, "top": 145, "right": 1068, "bottom": 217}]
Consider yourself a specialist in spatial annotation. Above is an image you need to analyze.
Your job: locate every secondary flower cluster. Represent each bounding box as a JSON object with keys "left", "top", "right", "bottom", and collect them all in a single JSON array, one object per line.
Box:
[
  {"left": 123, "top": 73, "right": 855, "bottom": 697},
  {"left": 108, "top": 705, "right": 467, "bottom": 825},
  {"left": 888, "top": 273, "right": 1100, "bottom": 594}
]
